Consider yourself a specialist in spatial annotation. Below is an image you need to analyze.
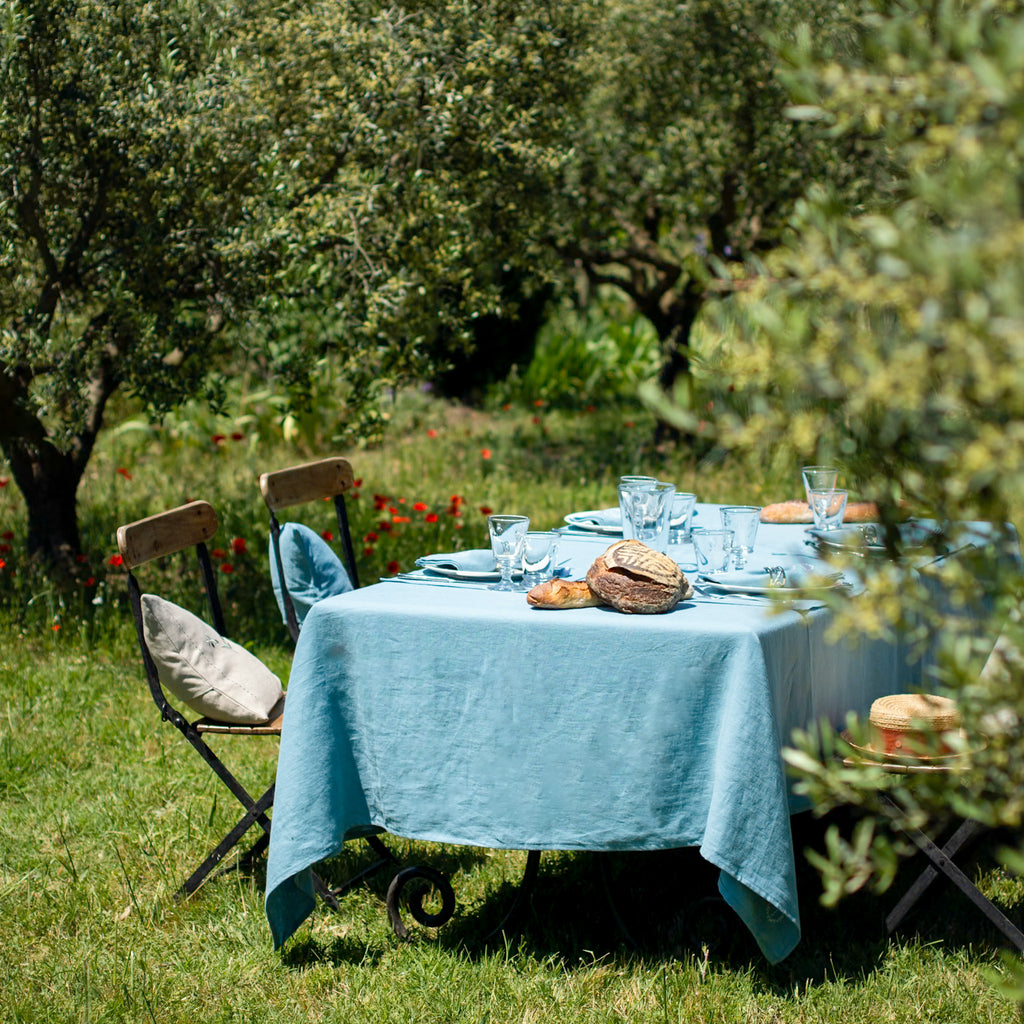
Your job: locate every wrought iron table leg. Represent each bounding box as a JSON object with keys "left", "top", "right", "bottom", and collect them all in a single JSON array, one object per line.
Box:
[
  {"left": 482, "top": 849, "right": 541, "bottom": 942},
  {"left": 386, "top": 865, "right": 458, "bottom": 938}
]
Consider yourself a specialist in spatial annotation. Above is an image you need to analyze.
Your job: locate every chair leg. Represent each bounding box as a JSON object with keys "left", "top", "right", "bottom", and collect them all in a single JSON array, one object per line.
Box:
[
  {"left": 881, "top": 797, "right": 1024, "bottom": 952},
  {"left": 176, "top": 785, "right": 275, "bottom": 900}
]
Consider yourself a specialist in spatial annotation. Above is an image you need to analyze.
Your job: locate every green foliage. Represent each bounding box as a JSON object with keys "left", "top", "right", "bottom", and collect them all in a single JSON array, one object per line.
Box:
[
  {"left": 490, "top": 293, "right": 660, "bottom": 409},
  {"left": 669, "top": 0, "right": 1024, "bottom": 926},
  {"left": 2, "top": 401, "right": 1024, "bottom": 1021}
]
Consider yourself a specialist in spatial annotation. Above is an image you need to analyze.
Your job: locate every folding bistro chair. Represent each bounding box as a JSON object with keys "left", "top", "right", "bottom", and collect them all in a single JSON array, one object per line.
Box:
[
  {"left": 118, "top": 500, "right": 287, "bottom": 899},
  {"left": 258, "top": 456, "right": 395, "bottom": 878},
  {"left": 259, "top": 455, "right": 361, "bottom": 642}
]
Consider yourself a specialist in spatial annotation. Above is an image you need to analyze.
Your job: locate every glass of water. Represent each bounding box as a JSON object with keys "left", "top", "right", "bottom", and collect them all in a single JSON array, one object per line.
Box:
[{"left": 488, "top": 515, "right": 530, "bottom": 591}]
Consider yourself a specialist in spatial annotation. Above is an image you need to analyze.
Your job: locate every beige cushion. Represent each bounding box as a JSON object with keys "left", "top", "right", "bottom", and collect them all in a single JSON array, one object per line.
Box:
[{"left": 141, "top": 594, "right": 283, "bottom": 724}]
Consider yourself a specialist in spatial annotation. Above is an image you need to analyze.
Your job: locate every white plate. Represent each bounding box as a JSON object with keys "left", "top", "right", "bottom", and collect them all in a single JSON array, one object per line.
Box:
[
  {"left": 698, "top": 568, "right": 845, "bottom": 595},
  {"left": 564, "top": 507, "right": 699, "bottom": 535},
  {"left": 564, "top": 509, "right": 623, "bottom": 535},
  {"left": 808, "top": 521, "right": 939, "bottom": 555},
  {"left": 422, "top": 565, "right": 521, "bottom": 582}
]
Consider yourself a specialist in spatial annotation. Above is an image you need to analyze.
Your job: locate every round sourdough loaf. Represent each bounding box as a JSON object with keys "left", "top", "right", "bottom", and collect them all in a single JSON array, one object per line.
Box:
[{"left": 585, "top": 539, "right": 692, "bottom": 613}]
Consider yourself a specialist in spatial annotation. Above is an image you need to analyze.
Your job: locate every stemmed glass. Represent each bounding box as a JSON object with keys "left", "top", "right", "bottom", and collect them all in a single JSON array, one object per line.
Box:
[{"left": 488, "top": 515, "right": 530, "bottom": 591}]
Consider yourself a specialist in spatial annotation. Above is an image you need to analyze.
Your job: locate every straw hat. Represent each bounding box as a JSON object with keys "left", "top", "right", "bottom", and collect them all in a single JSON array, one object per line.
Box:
[{"left": 869, "top": 693, "right": 961, "bottom": 756}]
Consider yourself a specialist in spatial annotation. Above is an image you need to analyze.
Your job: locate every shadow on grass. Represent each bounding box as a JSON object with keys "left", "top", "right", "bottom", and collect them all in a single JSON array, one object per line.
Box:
[{"left": 276, "top": 809, "right": 1024, "bottom": 987}]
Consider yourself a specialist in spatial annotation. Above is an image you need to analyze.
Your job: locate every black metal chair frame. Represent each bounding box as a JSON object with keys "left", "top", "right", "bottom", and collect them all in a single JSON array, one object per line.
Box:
[
  {"left": 260, "top": 456, "right": 361, "bottom": 644},
  {"left": 118, "top": 499, "right": 386, "bottom": 907},
  {"left": 881, "top": 793, "right": 1024, "bottom": 951}
]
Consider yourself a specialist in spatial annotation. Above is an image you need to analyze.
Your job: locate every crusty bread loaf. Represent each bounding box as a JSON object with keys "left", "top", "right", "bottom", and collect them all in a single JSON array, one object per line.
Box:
[
  {"left": 526, "top": 578, "right": 603, "bottom": 609},
  {"left": 759, "top": 500, "right": 880, "bottom": 524},
  {"left": 526, "top": 540, "right": 693, "bottom": 613},
  {"left": 586, "top": 539, "right": 691, "bottom": 614}
]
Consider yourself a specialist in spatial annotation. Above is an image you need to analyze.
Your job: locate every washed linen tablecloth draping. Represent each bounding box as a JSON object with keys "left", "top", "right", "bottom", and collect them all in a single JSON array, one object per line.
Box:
[{"left": 264, "top": 508, "right": 1012, "bottom": 961}]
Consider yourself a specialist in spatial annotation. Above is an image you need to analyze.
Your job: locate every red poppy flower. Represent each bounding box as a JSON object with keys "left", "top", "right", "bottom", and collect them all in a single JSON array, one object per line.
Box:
[
  {"left": 413, "top": 502, "right": 428, "bottom": 512},
  {"left": 231, "top": 537, "right": 247, "bottom": 555},
  {"left": 1, "top": 531, "right": 12, "bottom": 540},
  {"left": 623, "top": 420, "right": 635, "bottom": 429},
  {"left": 479, "top": 506, "right": 493, "bottom": 516},
  {"left": 211, "top": 434, "right": 226, "bottom": 444},
  {"left": 392, "top": 515, "right": 411, "bottom": 524},
  {"left": 363, "top": 546, "right": 375, "bottom": 557},
  {"left": 52, "top": 623, "right": 61, "bottom": 631},
  {"left": 84, "top": 577, "right": 95, "bottom": 587},
  {"left": 480, "top": 448, "right": 492, "bottom": 459},
  {"left": 0, "top": 477, "right": 8, "bottom": 487},
  {"left": 211, "top": 548, "right": 227, "bottom": 560},
  {"left": 220, "top": 563, "right": 234, "bottom": 574},
  {"left": 427, "top": 429, "right": 438, "bottom": 439},
  {"left": 75, "top": 553, "right": 88, "bottom": 563},
  {"left": 379, "top": 521, "right": 393, "bottom": 532},
  {"left": 424, "top": 513, "right": 439, "bottom": 524},
  {"left": 0, "top": 544, "right": 10, "bottom": 554},
  {"left": 532, "top": 416, "right": 541, "bottom": 425},
  {"left": 107, "top": 554, "right": 124, "bottom": 567},
  {"left": 354, "top": 478, "right": 363, "bottom": 488},
  {"left": 386, "top": 560, "right": 400, "bottom": 575},
  {"left": 534, "top": 399, "right": 545, "bottom": 407},
  {"left": 231, "top": 432, "right": 244, "bottom": 441},
  {"left": 0, "top": 559, "right": 6, "bottom": 570},
  {"left": 364, "top": 532, "right": 379, "bottom": 543},
  {"left": 116, "top": 467, "right": 132, "bottom": 480},
  {"left": 321, "top": 530, "right": 334, "bottom": 542}
]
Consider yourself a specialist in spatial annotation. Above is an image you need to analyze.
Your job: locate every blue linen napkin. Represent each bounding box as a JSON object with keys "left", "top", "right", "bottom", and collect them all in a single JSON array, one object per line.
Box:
[{"left": 415, "top": 549, "right": 497, "bottom": 572}]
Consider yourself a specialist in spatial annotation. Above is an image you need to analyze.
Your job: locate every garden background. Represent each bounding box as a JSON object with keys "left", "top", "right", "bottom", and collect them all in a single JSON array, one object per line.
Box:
[{"left": 4, "top": 0, "right": 1024, "bottom": 1020}]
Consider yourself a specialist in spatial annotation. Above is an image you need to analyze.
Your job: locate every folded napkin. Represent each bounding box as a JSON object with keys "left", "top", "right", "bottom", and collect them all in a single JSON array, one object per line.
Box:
[
  {"left": 566, "top": 508, "right": 622, "bottom": 528},
  {"left": 415, "top": 549, "right": 498, "bottom": 572}
]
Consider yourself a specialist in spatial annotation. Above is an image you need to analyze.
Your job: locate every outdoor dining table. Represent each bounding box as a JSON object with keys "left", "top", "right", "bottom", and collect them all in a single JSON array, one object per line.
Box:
[{"left": 263, "top": 504, "right": 1012, "bottom": 962}]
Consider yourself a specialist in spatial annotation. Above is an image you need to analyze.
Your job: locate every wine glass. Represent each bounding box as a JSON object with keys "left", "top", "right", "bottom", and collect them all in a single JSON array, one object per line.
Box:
[{"left": 488, "top": 515, "right": 530, "bottom": 591}]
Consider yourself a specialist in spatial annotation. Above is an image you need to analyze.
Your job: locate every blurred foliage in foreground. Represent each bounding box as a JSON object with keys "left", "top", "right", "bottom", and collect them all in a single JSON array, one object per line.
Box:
[{"left": 652, "top": 0, "right": 1024, "bottom": 994}]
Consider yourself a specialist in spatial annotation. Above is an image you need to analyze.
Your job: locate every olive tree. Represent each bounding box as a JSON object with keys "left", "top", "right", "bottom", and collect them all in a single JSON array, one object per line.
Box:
[{"left": 664, "top": 0, "right": 1024, "bottom": 966}]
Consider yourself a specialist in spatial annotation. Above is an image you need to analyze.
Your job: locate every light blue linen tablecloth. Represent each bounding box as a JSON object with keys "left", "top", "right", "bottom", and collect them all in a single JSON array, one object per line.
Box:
[{"left": 264, "top": 508, "right": 1008, "bottom": 962}]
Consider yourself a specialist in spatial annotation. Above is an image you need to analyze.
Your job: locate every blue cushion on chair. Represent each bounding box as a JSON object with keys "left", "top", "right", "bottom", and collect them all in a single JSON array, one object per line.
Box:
[{"left": 269, "top": 522, "right": 353, "bottom": 627}]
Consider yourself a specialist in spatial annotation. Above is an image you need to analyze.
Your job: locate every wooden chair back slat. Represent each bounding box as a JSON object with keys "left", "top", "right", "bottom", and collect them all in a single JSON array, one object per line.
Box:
[
  {"left": 259, "top": 457, "right": 354, "bottom": 512},
  {"left": 117, "top": 500, "right": 218, "bottom": 569}
]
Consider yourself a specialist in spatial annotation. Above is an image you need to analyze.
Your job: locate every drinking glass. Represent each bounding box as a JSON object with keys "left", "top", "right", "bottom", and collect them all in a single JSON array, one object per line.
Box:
[
  {"left": 720, "top": 506, "right": 760, "bottom": 569},
  {"left": 617, "top": 476, "right": 657, "bottom": 541},
  {"left": 622, "top": 481, "right": 674, "bottom": 551},
  {"left": 668, "top": 492, "right": 698, "bottom": 544},
  {"left": 801, "top": 465, "right": 839, "bottom": 504},
  {"left": 809, "top": 488, "right": 848, "bottom": 531},
  {"left": 488, "top": 515, "right": 530, "bottom": 591},
  {"left": 692, "top": 528, "right": 735, "bottom": 573},
  {"left": 521, "top": 531, "right": 560, "bottom": 587}
]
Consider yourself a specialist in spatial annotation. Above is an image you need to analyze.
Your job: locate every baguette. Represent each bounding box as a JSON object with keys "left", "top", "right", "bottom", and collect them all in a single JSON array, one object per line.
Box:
[{"left": 526, "top": 578, "right": 603, "bottom": 609}]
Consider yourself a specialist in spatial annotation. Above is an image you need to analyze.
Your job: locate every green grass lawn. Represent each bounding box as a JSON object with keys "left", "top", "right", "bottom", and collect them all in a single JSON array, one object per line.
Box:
[{"left": 1, "top": 393, "right": 1023, "bottom": 1022}]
